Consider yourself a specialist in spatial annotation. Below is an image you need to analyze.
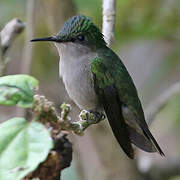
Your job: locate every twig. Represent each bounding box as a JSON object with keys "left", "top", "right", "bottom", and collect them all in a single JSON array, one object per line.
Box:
[
  {"left": 145, "top": 82, "right": 180, "bottom": 125},
  {"left": 60, "top": 106, "right": 105, "bottom": 135},
  {"left": 0, "top": 18, "right": 25, "bottom": 76},
  {"left": 33, "top": 95, "right": 105, "bottom": 136},
  {"left": 0, "top": 18, "right": 25, "bottom": 55},
  {"left": 102, "top": 0, "right": 116, "bottom": 47},
  {"left": 140, "top": 158, "right": 180, "bottom": 180}
]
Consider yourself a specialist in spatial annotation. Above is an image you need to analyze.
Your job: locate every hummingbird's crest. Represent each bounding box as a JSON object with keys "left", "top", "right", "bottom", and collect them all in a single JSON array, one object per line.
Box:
[
  {"left": 57, "top": 15, "right": 92, "bottom": 37},
  {"left": 56, "top": 15, "right": 106, "bottom": 47},
  {"left": 31, "top": 15, "right": 106, "bottom": 47}
]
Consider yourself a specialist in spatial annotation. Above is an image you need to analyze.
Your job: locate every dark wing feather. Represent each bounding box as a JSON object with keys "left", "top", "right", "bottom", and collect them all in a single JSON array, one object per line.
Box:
[{"left": 92, "top": 59, "right": 134, "bottom": 159}]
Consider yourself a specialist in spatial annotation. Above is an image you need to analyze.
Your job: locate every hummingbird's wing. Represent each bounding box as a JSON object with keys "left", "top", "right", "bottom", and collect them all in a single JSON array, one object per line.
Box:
[
  {"left": 91, "top": 49, "right": 164, "bottom": 157},
  {"left": 91, "top": 57, "right": 134, "bottom": 159}
]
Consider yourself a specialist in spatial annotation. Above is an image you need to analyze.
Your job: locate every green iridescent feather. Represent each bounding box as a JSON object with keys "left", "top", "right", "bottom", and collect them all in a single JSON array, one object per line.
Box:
[{"left": 57, "top": 15, "right": 106, "bottom": 47}]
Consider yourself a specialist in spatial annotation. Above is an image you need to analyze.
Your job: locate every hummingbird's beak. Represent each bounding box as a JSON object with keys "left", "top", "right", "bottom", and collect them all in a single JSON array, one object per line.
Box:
[{"left": 30, "top": 36, "right": 61, "bottom": 42}]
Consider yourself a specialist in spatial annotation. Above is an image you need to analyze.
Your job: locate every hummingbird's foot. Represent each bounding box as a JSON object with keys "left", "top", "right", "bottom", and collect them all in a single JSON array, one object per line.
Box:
[
  {"left": 79, "top": 110, "right": 105, "bottom": 124},
  {"left": 70, "top": 110, "right": 106, "bottom": 135},
  {"left": 89, "top": 110, "right": 106, "bottom": 122}
]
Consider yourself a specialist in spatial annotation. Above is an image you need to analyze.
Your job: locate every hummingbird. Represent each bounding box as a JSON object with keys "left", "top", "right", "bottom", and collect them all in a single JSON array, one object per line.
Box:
[{"left": 31, "top": 15, "right": 164, "bottom": 159}]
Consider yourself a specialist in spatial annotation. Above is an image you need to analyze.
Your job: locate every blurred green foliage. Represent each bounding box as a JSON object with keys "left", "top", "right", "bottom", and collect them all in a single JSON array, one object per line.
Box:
[
  {"left": 75, "top": 0, "right": 180, "bottom": 44},
  {"left": 1, "top": 0, "right": 180, "bottom": 42},
  {"left": 0, "top": 0, "right": 25, "bottom": 25},
  {"left": 170, "top": 176, "right": 180, "bottom": 180}
]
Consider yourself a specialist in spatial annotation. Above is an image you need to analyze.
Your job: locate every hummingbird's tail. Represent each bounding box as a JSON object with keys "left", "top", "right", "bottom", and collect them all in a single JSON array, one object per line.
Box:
[
  {"left": 122, "top": 105, "right": 165, "bottom": 156},
  {"left": 139, "top": 124, "right": 165, "bottom": 156},
  {"left": 127, "top": 125, "right": 165, "bottom": 156},
  {"left": 127, "top": 126, "right": 157, "bottom": 153}
]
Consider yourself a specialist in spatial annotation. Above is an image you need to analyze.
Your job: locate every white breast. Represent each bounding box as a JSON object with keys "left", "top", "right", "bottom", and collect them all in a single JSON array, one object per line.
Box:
[{"left": 55, "top": 42, "right": 99, "bottom": 110}]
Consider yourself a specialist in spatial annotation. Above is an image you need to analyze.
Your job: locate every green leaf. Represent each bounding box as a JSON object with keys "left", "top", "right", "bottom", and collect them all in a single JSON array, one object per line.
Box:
[
  {"left": 0, "top": 74, "right": 38, "bottom": 108},
  {"left": 0, "top": 117, "right": 53, "bottom": 180}
]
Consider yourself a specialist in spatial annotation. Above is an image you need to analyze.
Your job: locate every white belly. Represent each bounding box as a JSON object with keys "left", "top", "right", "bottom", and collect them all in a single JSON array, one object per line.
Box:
[{"left": 58, "top": 44, "right": 99, "bottom": 110}]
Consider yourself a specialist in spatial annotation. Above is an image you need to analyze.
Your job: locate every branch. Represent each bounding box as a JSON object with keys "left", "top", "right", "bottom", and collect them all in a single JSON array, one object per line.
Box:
[
  {"left": 145, "top": 82, "right": 180, "bottom": 125},
  {"left": 0, "top": 18, "right": 25, "bottom": 55},
  {"left": 0, "top": 18, "right": 25, "bottom": 75},
  {"left": 140, "top": 158, "right": 180, "bottom": 180},
  {"left": 102, "top": 0, "right": 116, "bottom": 47},
  {"left": 33, "top": 95, "right": 105, "bottom": 136},
  {"left": 60, "top": 106, "right": 105, "bottom": 135}
]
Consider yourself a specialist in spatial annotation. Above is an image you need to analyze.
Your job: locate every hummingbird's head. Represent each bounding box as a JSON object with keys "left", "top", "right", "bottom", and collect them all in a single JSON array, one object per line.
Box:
[{"left": 31, "top": 15, "right": 106, "bottom": 49}]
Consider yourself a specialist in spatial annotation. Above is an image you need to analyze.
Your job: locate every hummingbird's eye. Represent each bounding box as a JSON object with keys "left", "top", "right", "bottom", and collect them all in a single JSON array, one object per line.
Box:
[{"left": 76, "top": 35, "right": 85, "bottom": 42}]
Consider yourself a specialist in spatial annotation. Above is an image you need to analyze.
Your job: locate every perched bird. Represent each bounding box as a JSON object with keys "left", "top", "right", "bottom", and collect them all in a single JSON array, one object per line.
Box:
[{"left": 31, "top": 15, "right": 164, "bottom": 159}]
